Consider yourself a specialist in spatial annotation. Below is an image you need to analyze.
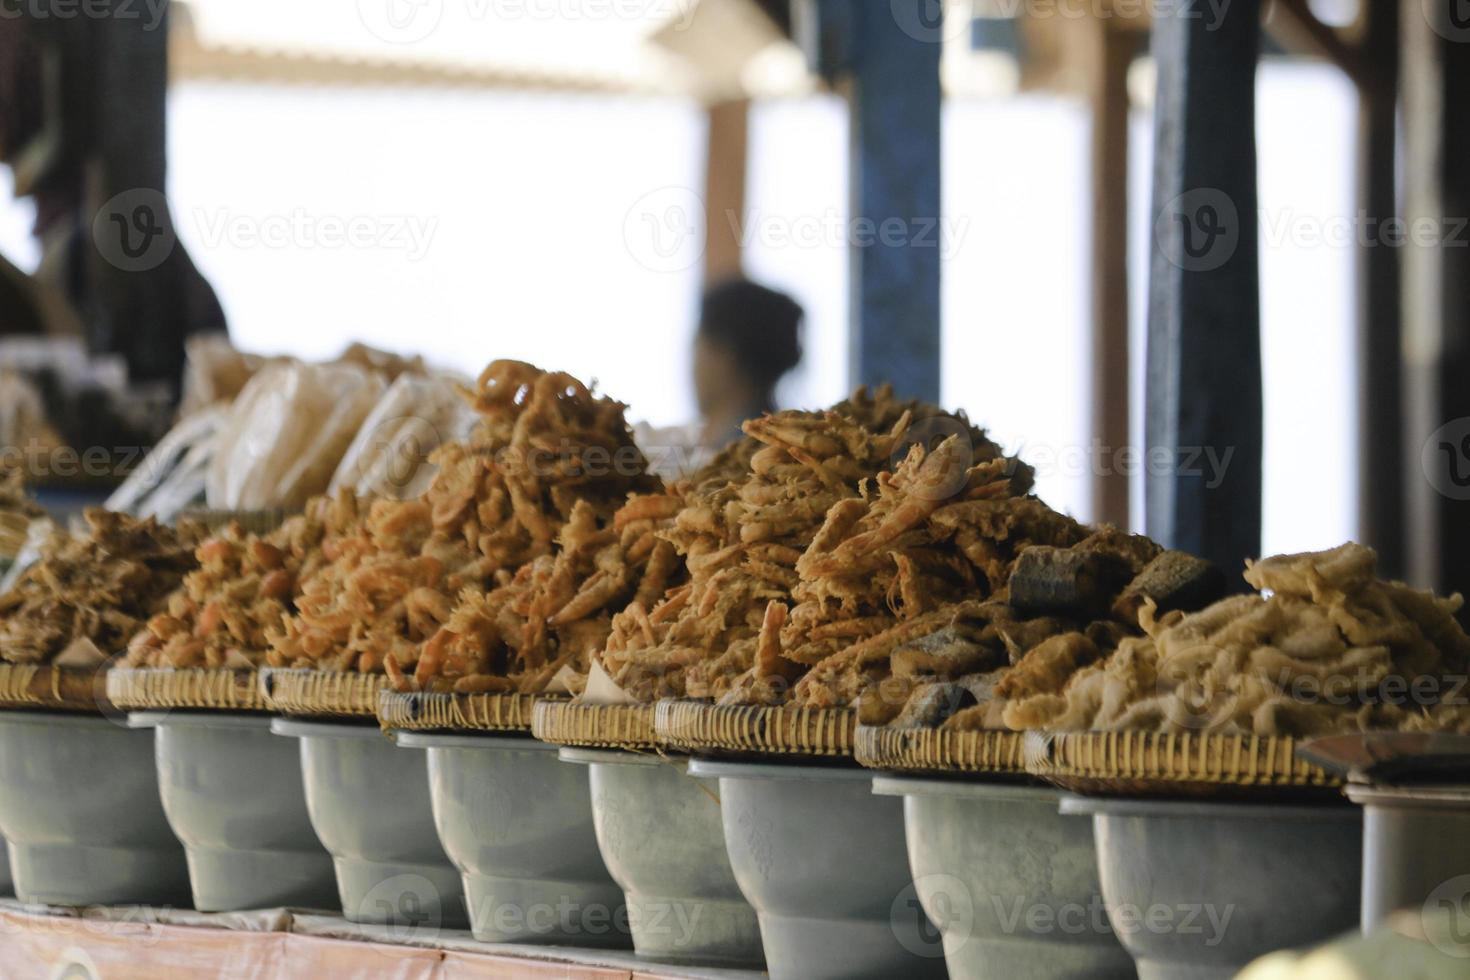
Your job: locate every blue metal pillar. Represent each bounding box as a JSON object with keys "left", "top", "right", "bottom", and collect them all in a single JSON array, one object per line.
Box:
[
  {"left": 799, "top": 0, "right": 943, "bottom": 402},
  {"left": 1144, "top": 0, "right": 1263, "bottom": 577}
]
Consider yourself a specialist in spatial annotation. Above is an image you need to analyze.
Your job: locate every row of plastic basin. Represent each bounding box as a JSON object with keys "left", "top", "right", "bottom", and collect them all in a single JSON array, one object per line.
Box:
[{"left": 0, "top": 710, "right": 1366, "bottom": 979}]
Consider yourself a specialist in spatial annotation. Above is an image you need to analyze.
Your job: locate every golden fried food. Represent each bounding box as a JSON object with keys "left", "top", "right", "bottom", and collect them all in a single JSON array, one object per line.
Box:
[
  {"left": 863, "top": 523, "right": 1223, "bottom": 729},
  {"left": 600, "top": 387, "right": 1035, "bottom": 704},
  {"left": 0, "top": 510, "right": 200, "bottom": 666},
  {"left": 997, "top": 543, "right": 1470, "bottom": 738},
  {"left": 124, "top": 493, "right": 361, "bottom": 670},
  {"left": 271, "top": 360, "right": 659, "bottom": 685},
  {"left": 402, "top": 492, "right": 683, "bottom": 694}
]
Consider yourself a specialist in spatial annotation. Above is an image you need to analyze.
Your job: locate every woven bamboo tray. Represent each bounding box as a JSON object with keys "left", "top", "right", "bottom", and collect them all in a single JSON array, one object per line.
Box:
[
  {"left": 179, "top": 508, "right": 293, "bottom": 535},
  {"left": 1025, "top": 730, "right": 1344, "bottom": 799},
  {"left": 377, "top": 689, "right": 552, "bottom": 734},
  {"left": 531, "top": 700, "right": 659, "bottom": 751},
  {"left": 106, "top": 667, "right": 265, "bottom": 712},
  {"left": 259, "top": 668, "right": 389, "bottom": 719},
  {"left": 654, "top": 700, "right": 857, "bottom": 759},
  {"left": 0, "top": 663, "right": 108, "bottom": 712},
  {"left": 854, "top": 724, "right": 1027, "bottom": 776}
]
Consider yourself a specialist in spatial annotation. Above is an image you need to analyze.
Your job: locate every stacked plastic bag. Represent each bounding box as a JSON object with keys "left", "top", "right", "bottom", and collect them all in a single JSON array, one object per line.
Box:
[{"left": 111, "top": 342, "right": 474, "bottom": 521}]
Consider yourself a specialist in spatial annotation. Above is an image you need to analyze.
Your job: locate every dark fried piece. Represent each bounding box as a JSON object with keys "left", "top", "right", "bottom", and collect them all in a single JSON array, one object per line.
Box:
[
  {"left": 1008, "top": 546, "right": 1132, "bottom": 619},
  {"left": 1111, "top": 550, "right": 1226, "bottom": 625}
]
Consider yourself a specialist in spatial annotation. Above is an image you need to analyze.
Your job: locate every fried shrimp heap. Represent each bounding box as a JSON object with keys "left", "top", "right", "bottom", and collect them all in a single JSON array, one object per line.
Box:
[
  {"left": 600, "top": 387, "right": 1024, "bottom": 702},
  {"left": 124, "top": 493, "right": 361, "bottom": 670},
  {"left": 270, "top": 360, "right": 659, "bottom": 688},
  {"left": 410, "top": 492, "right": 684, "bottom": 694},
  {"left": 0, "top": 510, "right": 201, "bottom": 666},
  {"left": 990, "top": 542, "right": 1470, "bottom": 738}
]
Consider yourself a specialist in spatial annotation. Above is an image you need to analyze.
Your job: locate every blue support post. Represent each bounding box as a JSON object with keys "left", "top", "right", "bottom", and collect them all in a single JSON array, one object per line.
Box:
[
  {"left": 799, "top": 0, "right": 943, "bottom": 402},
  {"left": 1144, "top": 0, "right": 1263, "bottom": 577}
]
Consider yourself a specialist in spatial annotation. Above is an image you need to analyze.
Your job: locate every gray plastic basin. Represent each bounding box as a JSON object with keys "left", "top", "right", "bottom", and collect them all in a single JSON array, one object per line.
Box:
[
  {"left": 273, "top": 718, "right": 467, "bottom": 933},
  {"left": 1061, "top": 795, "right": 1362, "bottom": 980},
  {"left": 398, "top": 731, "right": 628, "bottom": 948},
  {"left": 130, "top": 711, "right": 337, "bottom": 912},
  {"left": 1346, "top": 783, "right": 1470, "bottom": 932},
  {"left": 0, "top": 711, "right": 190, "bottom": 906},
  {"left": 560, "top": 747, "right": 764, "bottom": 967},
  {"left": 873, "top": 776, "right": 1134, "bottom": 979},
  {"left": 687, "top": 758, "right": 946, "bottom": 980}
]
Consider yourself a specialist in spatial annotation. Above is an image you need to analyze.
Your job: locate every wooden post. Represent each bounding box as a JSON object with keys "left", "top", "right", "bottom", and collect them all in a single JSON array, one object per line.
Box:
[
  {"left": 1088, "top": 21, "right": 1138, "bottom": 529},
  {"left": 1144, "top": 0, "right": 1263, "bottom": 577},
  {"left": 1355, "top": 0, "right": 1402, "bottom": 577},
  {"left": 704, "top": 98, "right": 749, "bottom": 282}
]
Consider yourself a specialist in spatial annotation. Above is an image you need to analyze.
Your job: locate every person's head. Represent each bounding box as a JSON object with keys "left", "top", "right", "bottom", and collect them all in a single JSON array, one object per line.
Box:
[{"left": 693, "top": 278, "right": 803, "bottom": 417}]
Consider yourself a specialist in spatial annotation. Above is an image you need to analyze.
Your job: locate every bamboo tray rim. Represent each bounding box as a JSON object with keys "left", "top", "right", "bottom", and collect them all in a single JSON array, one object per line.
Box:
[
  {"left": 854, "top": 723, "right": 1028, "bottom": 776},
  {"left": 1024, "top": 729, "right": 1345, "bottom": 798},
  {"left": 530, "top": 699, "right": 660, "bottom": 750},
  {"left": 0, "top": 662, "right": 109, "bottom": 713},
  {"left": 106, "top": 666, "right": 266, "bottom": 712},
  {"left": 654, "top": 699, "right": 858, "bottom": 759},
  {"left": 258, "top": 668, "right": 389, "bottom": 718},
  {"left": 377, "top": 688, "right": 560, "bottom": 734}
]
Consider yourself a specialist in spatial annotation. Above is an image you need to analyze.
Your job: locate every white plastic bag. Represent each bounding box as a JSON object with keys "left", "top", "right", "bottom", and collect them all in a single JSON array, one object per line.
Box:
[
  {"left": 329, "top": 374, "right": 476, "bottom": 501},
  {"left": 207, "top": 362, "right": 385, "bottom": 511}
]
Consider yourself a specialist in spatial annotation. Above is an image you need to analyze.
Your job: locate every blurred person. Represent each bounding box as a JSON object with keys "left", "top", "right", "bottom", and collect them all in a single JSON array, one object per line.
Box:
[{"left": 693, "top": 277, "right": 804, "bottom": 449}]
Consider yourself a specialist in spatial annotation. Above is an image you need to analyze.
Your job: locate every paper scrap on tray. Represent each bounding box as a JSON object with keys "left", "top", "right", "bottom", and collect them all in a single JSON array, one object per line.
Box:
[{"left": 581, "top": 658, "right": 638, "bottom": 705}]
